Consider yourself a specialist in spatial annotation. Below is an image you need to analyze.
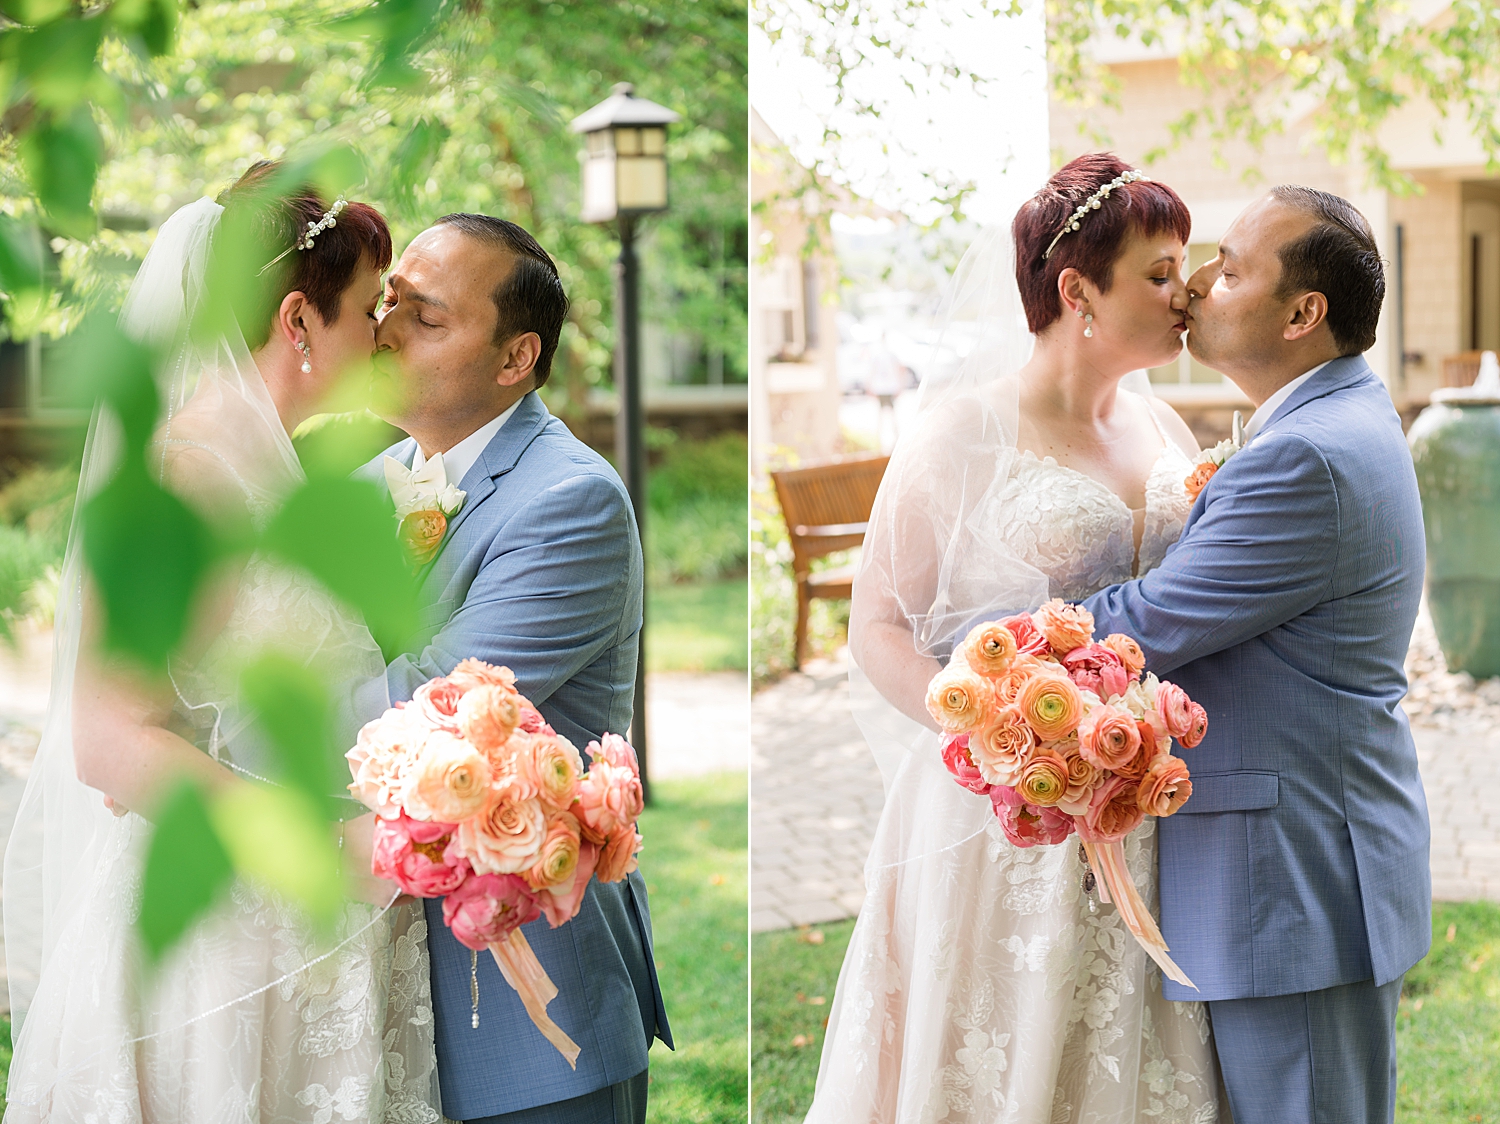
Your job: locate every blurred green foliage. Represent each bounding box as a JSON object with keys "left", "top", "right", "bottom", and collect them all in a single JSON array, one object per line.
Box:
[{"left": 648, "top": 430, "right": 747, "bottom": 586}]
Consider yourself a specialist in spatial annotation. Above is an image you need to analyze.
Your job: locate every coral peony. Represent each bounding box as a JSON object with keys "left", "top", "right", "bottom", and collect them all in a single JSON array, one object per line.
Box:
[
  {"left": 1138, "top": 754, "right": 1193, "bottom": 817},
  {"left": 454, "top": 780, "right": 547, "bottom": 874},
  {"left": 925, "top": 665, "right": 996, "bottom": 734},
  {"left": 1062, "top": 643, "right": 1130, "bottom": 701},
  {"left": 968, "top": 708, "right": 1035, "bottom": 787},
  {"left": 403, "top": 730, "right": 494, "bottom": 823},
  {"left": 1016, "top": 669, "right": 1085, "bottom": 741},
  {"left": 523, "top": 812, "right": 583, "bottom": 891},
  {"left": 1032, "top": 599, "right": 1095, "bottom": 656},
  {"left": 442, "top": 873, "right": 540, "bottom": 950},
  {"left": 1077, "top": 775, "right": 1146, "bottom": 843},
  {"left": 959, "top": 621, "right": 1018, "bottom": 677},
  {"left": 941, "top": 735, "right": 994, "bottom": 795},
  {"left": 1101, "top": 633, "right": 1146, "bottom": 678},
  {"left": 1015, "top": 748, "right": 1070, "bottom": 807},
  {"left": 1000, "top": 614, "right": 1052, "bottom": 658},
  {"left": 991, "top": 785, "right": 1075, "bottom": 847},
  {"left": 1179, "top": 703, "right": 1209, "bottom": 749},
  {"left": 1077, "top": 703, "right": 1142, "bottom": 772},
  {"left": 371, "top": 813, "right": 470, "bottom": 896}
]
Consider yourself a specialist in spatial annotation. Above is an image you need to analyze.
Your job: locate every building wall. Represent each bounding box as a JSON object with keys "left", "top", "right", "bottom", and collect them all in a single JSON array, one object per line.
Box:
[{"left": 1391, "top": 178, "right": 1463, "bottom": 401}]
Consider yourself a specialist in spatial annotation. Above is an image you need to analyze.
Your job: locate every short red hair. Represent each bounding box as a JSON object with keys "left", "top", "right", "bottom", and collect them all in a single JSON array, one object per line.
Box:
[
  {"left": 211, "top": 160, "right": 393, "bottom": 349},
  {"left": 1013, "top": 153, "right": 1191, "bottom": 333}
]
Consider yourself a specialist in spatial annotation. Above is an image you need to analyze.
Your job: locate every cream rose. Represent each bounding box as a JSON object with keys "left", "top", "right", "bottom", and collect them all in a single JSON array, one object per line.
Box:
[
  {"left": 454, "top": 780, "right": 547, "bottom": 874},
  {"left": 969, "top": 706, "right": 1036, "bottom": 786}
]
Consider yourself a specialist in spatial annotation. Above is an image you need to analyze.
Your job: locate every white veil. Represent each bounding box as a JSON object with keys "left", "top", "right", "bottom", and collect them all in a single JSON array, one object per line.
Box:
[{"left": 3, "top": 196, "right": 425, "bottom": 1115}]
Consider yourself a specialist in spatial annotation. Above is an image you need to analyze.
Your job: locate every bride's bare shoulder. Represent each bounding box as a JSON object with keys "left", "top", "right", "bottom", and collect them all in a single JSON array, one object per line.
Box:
[
  {"left": 1143, "top": 394, "right": 1201, "bottom": 456},
  {"left": 151, "top": 414, "right": 255, "bottom": 531}
]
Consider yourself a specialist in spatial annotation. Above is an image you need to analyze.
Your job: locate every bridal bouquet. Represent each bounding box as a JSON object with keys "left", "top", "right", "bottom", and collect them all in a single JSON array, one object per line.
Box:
[
  {"left": 346, "top": 658, "right": 645, "bottom": 1067},
  {"left": 927, "top": 601, "right": 1205, "bottom": 988}
]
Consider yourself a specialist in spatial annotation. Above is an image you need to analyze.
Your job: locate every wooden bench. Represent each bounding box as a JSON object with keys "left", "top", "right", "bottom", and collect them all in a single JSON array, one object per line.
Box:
[{"left": 769, "top": 453, "right": 889, "bottom": 668}]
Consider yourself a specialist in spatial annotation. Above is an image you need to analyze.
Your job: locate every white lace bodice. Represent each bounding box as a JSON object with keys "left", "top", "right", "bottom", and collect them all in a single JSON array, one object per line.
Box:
[{"left": 988, "top": 438, "right": 1195, "bottom": 602}]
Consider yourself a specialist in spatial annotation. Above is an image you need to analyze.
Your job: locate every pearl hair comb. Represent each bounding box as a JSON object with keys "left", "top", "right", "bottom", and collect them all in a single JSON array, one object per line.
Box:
[{"left": 1042, "top": 170, "right": 1149, "bottom": 261}]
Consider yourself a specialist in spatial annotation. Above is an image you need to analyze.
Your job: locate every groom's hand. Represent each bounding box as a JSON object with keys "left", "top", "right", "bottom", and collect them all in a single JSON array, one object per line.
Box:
[{"left": 341, "top": 812, "right": 409, "bottom": 907}]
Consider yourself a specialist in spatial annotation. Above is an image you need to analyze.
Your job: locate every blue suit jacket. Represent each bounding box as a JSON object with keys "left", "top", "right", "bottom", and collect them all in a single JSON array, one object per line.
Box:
[
  {"left": 1082, "top": 356, "right": 1431, "bottom": 1003},
  {"left": 359, "top": 391, "right": 671, "bottom": 1120}
]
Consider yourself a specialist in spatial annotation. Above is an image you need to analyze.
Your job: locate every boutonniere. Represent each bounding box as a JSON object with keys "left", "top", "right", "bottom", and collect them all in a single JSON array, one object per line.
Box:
[
  {"left": 384, "top": 455, "right": 467, "bottom": 566},
  {"left": 1183, "top": 410, "right": 1246, "bottom": 501}
]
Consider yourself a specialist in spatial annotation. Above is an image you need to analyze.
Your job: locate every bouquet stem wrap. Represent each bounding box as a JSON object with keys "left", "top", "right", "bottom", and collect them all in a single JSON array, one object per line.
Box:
[
  {"left": 1081, "top": 839, "right": 1195, "bottom": 989},
  {"left": 488, "top": 929, "right": 581, "bottom": 1069}
]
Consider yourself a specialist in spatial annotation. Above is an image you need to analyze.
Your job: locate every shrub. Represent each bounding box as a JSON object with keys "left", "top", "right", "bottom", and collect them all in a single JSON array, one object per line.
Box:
[{"left": 646, "top": 432, "right": 748, "bottom": 586}]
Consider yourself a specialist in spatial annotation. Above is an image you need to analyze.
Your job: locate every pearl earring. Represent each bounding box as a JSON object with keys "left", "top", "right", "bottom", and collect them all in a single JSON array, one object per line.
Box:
[
  {"left": 1084, "top": 313, "right": 1094, "bottom": 339},
  {"left": 296, "top": 340, "right": 312, "bottom": 374}
]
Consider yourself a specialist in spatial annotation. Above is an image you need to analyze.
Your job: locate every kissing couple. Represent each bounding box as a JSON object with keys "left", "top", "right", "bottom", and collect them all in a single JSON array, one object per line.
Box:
[
  {"left": 3, "top": 160, "right": 671, "bottom": 1124},
  {"left": 806, "top": 153, "right": 1429, "bottom": 1124}
]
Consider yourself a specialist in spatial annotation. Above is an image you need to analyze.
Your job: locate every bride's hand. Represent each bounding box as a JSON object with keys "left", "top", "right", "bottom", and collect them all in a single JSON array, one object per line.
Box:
[{"left": 340, "top": 812, "right": 410, "bottom": 908}]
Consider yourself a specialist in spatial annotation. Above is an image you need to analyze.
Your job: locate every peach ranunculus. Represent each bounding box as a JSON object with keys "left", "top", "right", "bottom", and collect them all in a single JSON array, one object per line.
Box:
[
  {"left": 1076, "top": 702, "right": 1142, "bottom": 772},
  {"left": 1015, "top": 747, "right": 1070, "bottom": 807},
  {"left": 1056, "top": 741, "right": 1103, "bottom": 816},
  {"left": 1032, "top": 598, "right": 1095, "bottom": 656},
  {"left": 1078, "top": 774, "right": 1146, "bottom": 843},
  {"left": 1184, "top": 462, "right": 1217, "bottom": 500},
  {"left": 1138, "top": 754, "right": 1193, "bottom": 817},
  {"left": 402, "top": 730, "right": 495, "bottom": 823},
  {"left": 1000, "top": 613, "right": 1053, "bottom": 658},
  {"left": 447, "top": 658, "right": 519, "bottom": 694},
  {"left": 925, "top": 664, "right": 996, "bottom": 734},
  {"left": 1101, "top": 633, "right": 1146, "bottom": 678},
  {"left": 1016, "top": 669, "right": 1085, "bottom": 741},
  {"left": 1179, "top": 702, "right": 1209, "bottom": 748},
  {"left": 454, "top": 779, "right": 548, "bottom": 874},
  {"left": 1116, "top": 728, "right": 1167, "bottom": 784},
  {"left": 399, "top": 509, "right": 448, "bottom": 565},
  {"left": 969, "top": 707, "right": 1036, "bottom": 787},
  {"left": 522, "top": 811, "right": 583, "bottom": 891},
  {"left": 1154, "top": 680, "right": 1196, "bottom": 740},
  {"left": 537, "top": 840, "right": 600, "bottom": 928},
  {"left": 412, "top": 677, "right": 466, "bottom": 733},
  {"left": 575, "top": 759, "right": 645, "bottom": 846},
  {"left": 596, "top": 823, "right": 643, "bottom": 883},
  {"left": 521, "top": 732, "right": 586, "bottom": 814},
  {"left": 457, "top": 684, "right": 523, "bottom": 757},
  {"left": 959, "top": 621, "right": 1018, "bottom": 677}
]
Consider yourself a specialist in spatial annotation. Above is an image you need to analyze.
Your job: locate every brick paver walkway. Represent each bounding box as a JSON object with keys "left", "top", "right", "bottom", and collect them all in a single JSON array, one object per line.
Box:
[{"left": 751, "top": 654, "right": 1500, "bottom": 933}]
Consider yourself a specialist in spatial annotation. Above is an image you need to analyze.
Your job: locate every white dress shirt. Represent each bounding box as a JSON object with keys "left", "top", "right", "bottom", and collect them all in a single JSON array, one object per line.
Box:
[
  {"left": 1242, "top": 360, "right": 1331, "bottom": 442},
  {"left": 411, "top": 398, "right": 523, "bottom": 486}
]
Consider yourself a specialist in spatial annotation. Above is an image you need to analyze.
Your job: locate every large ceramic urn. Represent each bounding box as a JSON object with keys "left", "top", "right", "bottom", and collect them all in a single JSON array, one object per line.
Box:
[{"left": 1408, "top": 351, "right": 1500, "bottom": 678}]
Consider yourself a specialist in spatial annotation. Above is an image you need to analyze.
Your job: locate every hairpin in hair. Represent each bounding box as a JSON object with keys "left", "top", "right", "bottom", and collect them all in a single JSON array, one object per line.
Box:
[
  {"left": 1042, "top": 170, "right": 1149, "bottom": 261},
  {"left": 256, "top": 197, "right": 348, "bottom": 277}
]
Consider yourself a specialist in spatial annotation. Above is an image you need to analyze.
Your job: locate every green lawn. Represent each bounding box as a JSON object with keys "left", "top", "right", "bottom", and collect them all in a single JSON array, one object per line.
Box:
[
  {"left": 0, "top": 774, "right": 748, "bottom": 1122},
  {"left": 648, "top": 578, "right": 747, "bottom": 674},
  {"left": 751, "top": 903, "right": 1500, "bottom": 1124},
  {"left": 641, "top": 772, "right": 748, "bottom": 1123}
]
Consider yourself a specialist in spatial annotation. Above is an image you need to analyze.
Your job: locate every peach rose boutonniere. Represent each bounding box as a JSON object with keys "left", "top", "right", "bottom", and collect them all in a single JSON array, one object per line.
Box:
[
  {"left": 1183, "top": 437, "right": 1240, "bottom": 501},
  {"left": 384, "top": 454, "right": 468, "bottom": 566}
]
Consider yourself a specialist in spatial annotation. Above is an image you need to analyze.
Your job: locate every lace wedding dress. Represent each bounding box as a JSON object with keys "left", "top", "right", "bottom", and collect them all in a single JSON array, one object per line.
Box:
[{"left": 807, "top": 401, "right": 1222, "bottom": 1124}]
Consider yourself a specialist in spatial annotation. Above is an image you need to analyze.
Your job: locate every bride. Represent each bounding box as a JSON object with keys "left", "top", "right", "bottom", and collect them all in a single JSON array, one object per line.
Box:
[
  {"left": 806, "top": 153, "right": 1223, "bottom": 1123},
  {"left": 3, "top": 163, "right": 442, "bottom": 1122}
]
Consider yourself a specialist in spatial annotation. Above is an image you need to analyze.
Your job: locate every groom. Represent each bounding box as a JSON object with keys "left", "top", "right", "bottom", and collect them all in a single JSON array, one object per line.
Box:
[
  {"left": 1082, "top": 186, "right": 1429, "bottom": 1123},
  {"left": 355, "top": 214, "right": 671, "bottom": 1123}
]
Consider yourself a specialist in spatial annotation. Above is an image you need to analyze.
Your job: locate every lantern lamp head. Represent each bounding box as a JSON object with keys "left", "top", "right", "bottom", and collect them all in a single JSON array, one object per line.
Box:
[{"left": 570, "top": 83, "right": 680, "bottom": 223}]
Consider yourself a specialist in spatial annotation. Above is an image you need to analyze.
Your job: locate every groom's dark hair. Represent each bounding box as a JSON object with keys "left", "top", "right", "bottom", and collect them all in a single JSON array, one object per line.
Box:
[
  {"left": 436, "top": 214, "right": 569, "bottom": 387},
  {"left": 1269, "top": 186, "right": 1384, "bottom": 355}
]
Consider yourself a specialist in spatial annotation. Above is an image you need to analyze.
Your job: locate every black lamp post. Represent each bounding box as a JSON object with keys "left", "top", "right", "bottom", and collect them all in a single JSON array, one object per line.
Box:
[{"left": 571, "top": 83, "right": 679, "bottom": 802}]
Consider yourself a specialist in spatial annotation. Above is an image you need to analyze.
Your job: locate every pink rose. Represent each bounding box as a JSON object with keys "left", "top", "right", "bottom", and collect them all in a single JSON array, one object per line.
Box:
[
  {"left": 1154, "top": 681, "right": 1196, "bottom": 740},
  {"left": 576, "top": 760, "right": 645, "bottom": 846},
  {"left": 371, "top": 813, "right": 470, "bottom": 897},
  {"left": 523, "top": 811, "right": 583, "bottom": 891},
  {"left": 1179, "top": 702, "right": 1209, "bottom": 749},
  {"left": 453, "top": 779, "right": 547, "bottom": 874},
  {"left": 412, "top": 677, "right": 466, "bottom": 733},
  {"left": 596, "top": 823, "right": 643, "bottom": 883},
  {"left": 447, "top": 658, "right": 518, "bottom": 694},
  {"left": 442, "top": 873, "right": 540, "bottom": 950},
  {"left": 537, "top": 840, "right": 600, "bottom": 928},
  {"left": 402, "top": 729, "right": 494, "bottom": 823},
  {"left": 1077, "top": 703, "right": 1142, "bottom": 773},
  {"left": 990, "top": 784, "right": 1075, "bottom": 848},
  {"left": 1000, "top": 614, "right": 1052, "bottom": 658},
  {"left": 941, "top": 735, "right": 994, "bottom": 795},
  {"left": 1062, "top": 643, "right": 1130, "bottom": 701},
  {"left": 1076, "top": 774, "right": 1146, "bottom": 843}
]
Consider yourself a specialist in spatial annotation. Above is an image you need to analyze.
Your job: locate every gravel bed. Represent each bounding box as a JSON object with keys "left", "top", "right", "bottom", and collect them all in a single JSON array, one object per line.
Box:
[{"left": 1404, "top": 602, "right": 1500, "bottom": 734}]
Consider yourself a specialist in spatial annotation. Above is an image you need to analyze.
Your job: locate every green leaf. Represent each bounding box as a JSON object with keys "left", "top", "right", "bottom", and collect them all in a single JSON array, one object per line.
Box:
[
  {"left": 208, "top": 783, "right": 342, "bottom": 930},
  {"left": 137, "top": 779, "right": 235, "bottom": 963},
  {"left": 391, "top": 117, "right": 448, "bottom": 217},
  {"left": 55, "top": 313, "right": 157, "bottom": 450},
  {"left": 240, "top": 652, "right": 343, "bottom": 815},
  {"left": 0, "top": 0, "right": 72, "bottom": 25},
  {"left": 333, "top": 0, "right": 443, "bottom": 88},
  {"left": 108, "top": 0, "right": 177, "bottom": 56},
  {"left": 18, "top": 106, "right": 100, "bottom": 240},
  {"left": 82, "top": 465, "right": 215, "bottom": 668},
  {"left": 12, "top": 17, "right": 106, "bottom": 112},
  {"left": 0, "top": 215, "right": 45, "bottom": 334}
]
